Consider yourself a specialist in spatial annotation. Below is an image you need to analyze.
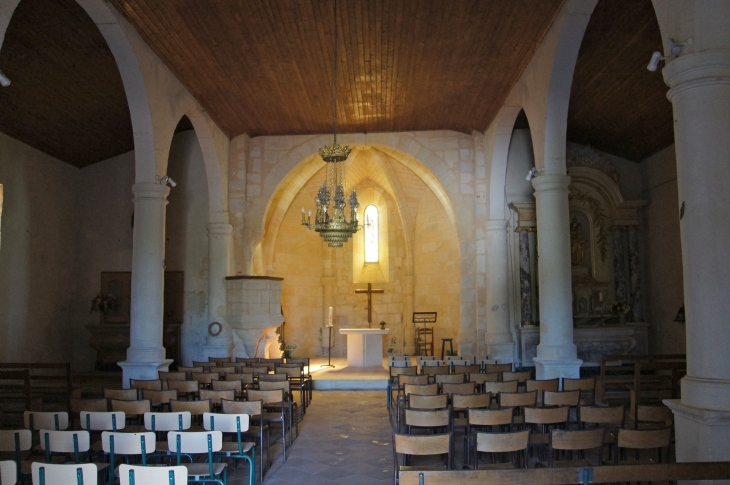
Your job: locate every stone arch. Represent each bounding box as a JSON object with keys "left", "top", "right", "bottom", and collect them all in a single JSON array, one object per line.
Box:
[{"left": 486, "top": 106, "right": 525, "bottom": 221}]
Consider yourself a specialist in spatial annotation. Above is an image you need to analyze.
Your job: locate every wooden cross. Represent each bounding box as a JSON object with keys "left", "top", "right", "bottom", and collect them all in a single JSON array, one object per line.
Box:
[{"left": 355, "top": 283, "right": 385, "bottom": 327}]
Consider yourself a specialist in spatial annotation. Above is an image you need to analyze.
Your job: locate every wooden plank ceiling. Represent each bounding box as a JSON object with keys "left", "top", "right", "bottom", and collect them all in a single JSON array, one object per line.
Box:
[
  {"left": 568, "top": 0, "right": 673, "bottom": 162},
  {"left": 0, "top": 0, "right": 674, "bottom": 167}
]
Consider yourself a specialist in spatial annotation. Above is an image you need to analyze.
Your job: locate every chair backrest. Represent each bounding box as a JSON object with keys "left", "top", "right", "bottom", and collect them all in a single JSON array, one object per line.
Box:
[
  {"left": 389, "top": 360, "right": 410, "bottom": 368},
  {"left": 144, "top": 412, "right": 191, "bottom": 432},
  {"left": 389, "top": 356, "right": 410, "bottom": 362},
  {"left": 169, "top": 400, "right": 212, "bottom": 417},
  {"left": 234, "top": 357, "right": 259, "bottom": 364},
  {"left": 390, "top": 366, "right": 417, "bottom": 378},
  {"left": 225, "top": 373, "right": 254, "bottom": 384},
  {"left": 0, "top": 460, "right": 16, "bottom": 485},
  {"left": 453, "top": 365, "right": 480, "bottom": 375},
  {"left": 24, "top": 412, "right": 68, "bottom": 431},
  {"left": 141, "top": 389, "right": 178, "bottom": 406},
  {"left": 470, "top": 372, "right": 499, "bottom": 384},
  {"left": 221, "top": 399, "right": 262, "bottom": 417},
  {"left": 257, "top": 380, "right": 291, "bottom": 393},
  {"left": 503, "top": 371, "right": 531, "bottom": 383},
  {"left": 435, "top": 374, "right": 465, "bottom": 384},
  {"left": 203, "top": 413, "right": 250, "bottom": 433},
  {"left": 110, "top": 399, "right": 151, "bottom": 416},
  {"left": 398, "top": 374, "right": 429, "bottom": 387},
  {"left": 167, "top": 431, "right": 223, "bottom": 454},
  {"left": 524, "top": 406, "right": 570, "bottom": 426},
  {"left": 0, "top": 429, "right": 32, "bottom": 453},
  {"left": 526, "top": 379, "right": 560, "bottom": 393},
  {"left": 404, "top": 383, "right": 438, "bottom": 396},
  {"left": 40, "top": 430, "right": 90, "bottom": 455},
  {"left": 101, "top": 431, "right": 156, "bottom": 455},
  {"left": 167, "top": 380, "right": 199, "bottom": 395},
  {"left": 404, "top": 409, "right": 451, "bottom": 429},
  {"left": 476, "top": 429, "right": 530, "bottom": 453},
  {"left": 484, "top": 380, "right": 518, "bottom": 395},
  {"left": 79, "top": 411, "right": 125, "bottom": 431},
  {"left": 276, "top": 367, "right": 302, "bottom": 379},
  {"left": 258, "top": 373, "right": 287, "bottom": 382},
  {"left": 452, "top": 393, "right": 491, "bottom": 410},
  {"left": 636, "top": 405, "right": 674, "bottom": 426},
  {"left": 447, "top": 360, "right": 470, "bottom": 367},
  {"left": 421, "top": 360, "right": 446, "bottom": 368},
  {"left": 416, "top": 356, "right": 437, "bottom": 363},
  {"left": 550, "top": 428, "right": 604, "bottom": 451},
  {"left": 477, "top": 359, "right": 499, "bottom": 367},
  {"left": 579, "top": 405, "right": 625, "bottom": 427},
  {"left": 129, "top": 379, "right": 162, "bottom": 391},
  {"left": 119, "top": 464, "right": 187, "bottom": 485},
  {"left": 69, "top": 398, "right": 107, "bottom": 415},
  {"left": 177, "top": 367, "right": 203, "bottom": 379},
  {"left": 248, "top": 366, "right": 269, "bottom": 377},
  {"left": 441, "top": 382, "right": 475, "bottom": 396},
  {"left": 216, "top": 366, "right": 236, "bottom": 375},
  {"left": 468, "top": 407, "right": 513, "bottom": 427},
  {"left": 103, "top": 388, "right": 138, "bottom": 401},
  {"left": 445, "top": 356, "right": 464, "bottom": 361},
  {"left": 191, "top": 372, "right": 219, "bottom": 384},
  {"left": 498, "top": 390, "right": 537, "bottom": 408},
  {"left": 247, "top": 389, "right": 283, "bottom": 406},
  {"left": 209, "top": 357, "right": 232, "bottom": 365},
  {"left": 407, "top": 394, "right": 448, "bottom": 410},
  {"left": 485, "top": 363, "right": 512, "bottom": 374},
  {"left": 617, "top": 426, "right": 672, "bottom": 450},
  {"left": 286, "top": 357, "right": 310, "bottom": 376},
  {"left": 562, "top": 377, "right": 596, "bottom": 391},
  {"left": 393, "top": 433, "right": 451, "bottom": 456},
  {"left": 192, "top": 362, "right": 217, "bottom": 371},
  {"left": 158, "top": 371, "right": 186, "bottom": 382},
  {"left": 199, "top": 389, "right": 236, "bottom": 405},
  {"left": 211, "top": 380, "right": 242, "bottom": 393},
  {"left": 31, "top": 462, "right": 97, "bottom": 485},
  {"left": 542, "top": 390, "right": 580, "bottom": 407}
]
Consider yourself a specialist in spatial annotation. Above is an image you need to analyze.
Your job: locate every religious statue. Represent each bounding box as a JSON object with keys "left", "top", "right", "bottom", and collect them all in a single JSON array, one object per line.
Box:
[{"left": 570, "top": 216, "right": 584, "bottom": 266}]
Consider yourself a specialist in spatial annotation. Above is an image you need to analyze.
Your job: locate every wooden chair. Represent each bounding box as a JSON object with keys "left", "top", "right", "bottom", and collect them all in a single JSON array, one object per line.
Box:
[
  {"left": 633, "top": 404, "right": 674, "bottom": 429},
  {"left": 407, "top": 394, "right": 448, "bottom": 411},
  {"left": 129, "top": 379, "right": 163, "bottom": 393},
  {"left": 548, "top": 427, "right": 605, "bottom": 467},
  {"left": 466, "top": 408, "right": 514, "bottom": 466},
  {"left": 562, "top": 377, "right": 596, "bottom": 405},
  {"left": 404, "top": 409, "right": 451, "bottom": 436},
  {"left": 483, "top": 381, "right": 518, "bottom": 399},
  {"left": 248, "top": 366, "right": 269, "bottom": 379},
  {"left": 102, "top": 388, "right": 137, "bottom": 402},
  {"left": 579, "top": 405, "right": 625, "bottom": 458},
  {"left": 399, "top": 383, "right": 438, "bottom": 430},
  {"left": 191, "top": 372, "right": 219, "bottom": 389},
  {"left": 0, "top": 460, "right": 16, "bottom": 485},
  {"left": 0, "top": 430, "right": 32, "bottom": 483},
  {"left": 420, "top": 360, "right": 446, "bottom": 368},
  {"left": 141, "top": 389, "right": 178, "bottom": 412},
  {"left": 474, "top": 429, "right": 530, "bottom": 470},
  {"left": 247, "top": 389, "right": 291, "bottom": 462},
  {"left": 388, "top": 366, "right": 418, "bottom": 413},
  {"left": 420, "top": 365, "right": 449, "bottom": 383},
  {"left": 192, "top": 362, "right": 217, "bottom": 372},
  {"left": 24, "top": 411, "right": 69, "bottom": 434},
  {"left": 199, "top": 390, "right": 236, "bottom": 414},
  {"left": 392, "top": 433, "right": 451, "bottom": 485},
  {"left": 282, "top": 359, "right": 312, "bottom": 404},
  {"left": 208, "top": 357, "right": 232, "bottom": 365},
  {"left": 260, "top": 358, "right": 283, "bottom": 373},
  {"left": 211, "top": 379, "right": 243, "bottom": 399},
  {"left": 453, "top": 365, "right": 480, "bottom": 376},
  {"left": 485, "top": 363, "right": 512, "bottom": 377},
  {"left": 435, "top": 374, "right": 465, "bottom": 385},
  {"left": 119, "top": 464, "right": 187, "bottom": 485},
  {"left": 498, "top": 391, "right": 537, "bottom": 427},
  {"left": 469, "top": 372, "right": 499, "bottom": 393},
  {"left": 168, "top": 431, "right": 227, "bottom": 485},
  {"left": 257, "top": 373, "right": 287, "bottom": 383},
  {"left": 102, "top": 431, "right": 156, "bottom": 483},
  {"left": 69, "top": 398, "right": 108, "bottom": 428},
  {"left": 452, "top": 393, "right": 492, "bottom": 445},
  {"left": 167, "top": 380, "right": 199, "bottom": 401},
  {"left": 415, "top": 356, "right": 437, "bottom": 366},
  {"left": 143, "top": 411, "right": 191, "bottom": 459},
  {"left": 40, "top": 430, "right": 107, "bottom": 478},
  {"left": 31, "top": 462, "right": 98, "bottom": 485},
  {"left": 222, "top": 399, "right": 269, "bottom": 484},
  {"left": 158, "top": 371, "right": 186, "bottom": 382},
  {"left": 215, "top": 366, "right": 236, "bottom": 376},
  {"left": 176, "top": 367, "right": 203, "bottom": 380},
  {"left": 79, "top": 411, "right": 125, "bottom": 458},
  {"left": 396, "top": 375, "right": 430, "bottom": 415},
  {"left": 203, "top": 413, "right": 255, "bottom": 485},
  {"left": 234, "top": 358, "right": 259, "bottom": 365},
  {"left": 169, "top": 400, "right": 211, "bottom": 430},
  {"left": 275, "top": 366, "right": 307, "bottom": 413},
  {"left": 615, "top": 426, "right": 672, "bottom": 464},
  {"left": 441, "top": 382, "right": 475, "bottom": 397},
  {"left": 109, "top": 400, "right": 150, "bottom": 429},
  {"left": 503, "top": 371, "right": 531, "bottom": 390},
  {"left": 256, "top": 381, "right": 299, "bottom": 434},
  {"left": 542, "top": 390, "right": 580, "bottom": 408},
  {"left": 524, "top": 405, "right": 569, "bottom": 460},
  {"left": 526, "top": 379, "right": 560, "bottom": 405}
]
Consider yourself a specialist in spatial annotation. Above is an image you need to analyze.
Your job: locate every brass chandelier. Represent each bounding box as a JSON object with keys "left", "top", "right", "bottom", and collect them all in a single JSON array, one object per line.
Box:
[{"left": 301, "top": 0, "right": 359, "bottom": 247}]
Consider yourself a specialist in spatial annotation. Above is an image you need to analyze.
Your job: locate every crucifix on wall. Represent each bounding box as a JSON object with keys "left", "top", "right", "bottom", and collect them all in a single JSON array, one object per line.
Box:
[{"left": 355, "top": 283, "right": 384, "bottom": 328}]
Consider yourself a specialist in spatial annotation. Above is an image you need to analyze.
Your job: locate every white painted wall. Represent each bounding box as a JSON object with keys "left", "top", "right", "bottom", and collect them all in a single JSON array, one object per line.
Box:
[
  {"left": 641, "top": 144, "right": 685, "bottom": 355},
  {"left": 0, "top": 132, "right": 79, "bottom": 363}
]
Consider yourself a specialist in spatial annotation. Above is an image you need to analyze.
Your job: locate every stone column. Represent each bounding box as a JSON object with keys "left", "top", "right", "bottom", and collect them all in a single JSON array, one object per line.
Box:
[
  {"left": 627, "top": 228, "right": 642, "bottom": 321},
  {"left": 518, "top": 230, "right": 533, "bottom": 326},
  {"left": 531, "top": 175, "right": 581, "bottom": 379},
  {"left": 119, "top": 183, "right": 172, "bottom": 388},
  {"left": 201, "top": 223, "right": 235, "bottom": 358},
  {"left": 611, "top": 229, "right": 628, "bottom": 302},
  {"left": 484, "top": 220, "right": 515, "bottom": 364},
  {"left": 661, "top": 49, "right": 730, "bottom": 465}
]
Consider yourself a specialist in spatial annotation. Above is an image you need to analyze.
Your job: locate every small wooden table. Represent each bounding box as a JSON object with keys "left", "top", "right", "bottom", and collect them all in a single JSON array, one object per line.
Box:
[{"left": 339, "top": 328, "right": 390, "bottom": 367}]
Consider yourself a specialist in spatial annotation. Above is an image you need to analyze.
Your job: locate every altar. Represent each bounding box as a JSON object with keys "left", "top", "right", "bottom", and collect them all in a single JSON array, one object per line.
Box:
[{"left": 339, "top": 328, "right": 389, "bottom": 367}]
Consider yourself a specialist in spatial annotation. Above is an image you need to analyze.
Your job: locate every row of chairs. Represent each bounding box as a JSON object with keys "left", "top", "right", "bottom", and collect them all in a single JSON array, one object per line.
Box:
[{"left": 0, "top": 461, "right": 187, "bottom": 485}]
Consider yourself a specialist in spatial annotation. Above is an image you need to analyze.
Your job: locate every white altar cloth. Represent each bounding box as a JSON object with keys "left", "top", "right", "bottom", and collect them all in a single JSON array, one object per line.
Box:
[{"left": 339, "top": 328, "right": 390, "bottom": 367}]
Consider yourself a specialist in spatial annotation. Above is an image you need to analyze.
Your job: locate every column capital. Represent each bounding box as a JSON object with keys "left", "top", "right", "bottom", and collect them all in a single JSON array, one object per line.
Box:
[
  {"left": 207, "top": 223, "right": 234, "bottom": 236},
  {"left": 531, "top": 174, "right": 571, "bottom": 193},
  {"left": 132, "top": 182, "right": 170, "bottom": 201},
  {"left": 664, "top": 49, "right": 730, "bottom": 100},
  {"left": 485, "top": 219, "right": 509, "bottom": 232}
]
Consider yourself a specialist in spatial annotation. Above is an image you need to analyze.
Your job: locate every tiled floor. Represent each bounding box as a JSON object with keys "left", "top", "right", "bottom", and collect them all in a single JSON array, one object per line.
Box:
[{"left": 228, "top": 390, "right": 395, "bottom": 485}]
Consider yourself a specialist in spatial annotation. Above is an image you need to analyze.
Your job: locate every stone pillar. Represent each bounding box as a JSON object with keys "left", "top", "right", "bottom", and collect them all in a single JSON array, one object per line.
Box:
[
  {"left": 661, "top": 48, "right": 730, "bottom": 466},
  {"left": 611, "top": 229, "right": 628, "bottom": 302},
  {"left": 201, "top": 223, "right": 235, "bottom": 358},
  {"left": 484, "top": 220, "right": 515, "bottom": 364},
  {"left": 518, "top": 230, "right": 533, "bottom": 326},
  {"left": 627, "top": 228, "right": 642, "bottom": 321},
  {"left": 531, "top": 175, "right": 581, "bottom": 379},
  {"left": 119, "top": 183, "right": 172, "bottom": 388}
]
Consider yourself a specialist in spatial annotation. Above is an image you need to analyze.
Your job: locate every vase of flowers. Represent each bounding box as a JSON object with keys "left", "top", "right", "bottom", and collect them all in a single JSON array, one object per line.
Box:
[
  {"left": 610, "top": 301, "right": 632, "bottom": 324},
  {"left": 91, "top": 294, "right": 118, "bottom": 325}
]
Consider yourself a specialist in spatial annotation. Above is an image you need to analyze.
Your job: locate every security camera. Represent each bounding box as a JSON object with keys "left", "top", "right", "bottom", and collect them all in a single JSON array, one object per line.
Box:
[
  {"left": 647, "top": 38, "right": 692, "bottom": 72},
  {"left": 0, "top": 70, "right": 11, "bottom": 87},
  {"left": 525, "top": 168, "right": 540, "bottom": 181},
  {"left": 647, "top": 51, "right": 663, "bottom": 72},
  {"left": 156, "top": 175, "right": 177, "bottom": 187},
  {"left": 167, "top": 177, "right": 177, "bottom": 187}
]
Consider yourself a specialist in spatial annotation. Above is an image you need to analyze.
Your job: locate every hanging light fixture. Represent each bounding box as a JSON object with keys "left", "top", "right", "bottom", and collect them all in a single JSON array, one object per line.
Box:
[{"left": 301, "top": 0, "right": 359, "bottom": 247}]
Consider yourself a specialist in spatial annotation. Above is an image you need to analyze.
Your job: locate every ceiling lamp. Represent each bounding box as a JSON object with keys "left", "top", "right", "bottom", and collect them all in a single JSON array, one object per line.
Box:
[{"left": 301, "top": 0, "right": 359, "bottom": 247}]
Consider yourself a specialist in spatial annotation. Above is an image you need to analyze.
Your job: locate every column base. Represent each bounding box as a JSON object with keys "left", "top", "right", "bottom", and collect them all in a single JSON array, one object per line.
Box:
[
  {"left": 533, "top": 357, "right": 582, "bottom": 380},
  {"left": 681, "top": 376, "right": 730, "bottom": 411},
  {"left": 665, "top": 399, "right": 730, "bottom": 483},
  {"left": 485, "top": 341, "right": 515, "bottom": 364},
  {"left": 118, "top": 359, "right": 173, "bottom": 389}
]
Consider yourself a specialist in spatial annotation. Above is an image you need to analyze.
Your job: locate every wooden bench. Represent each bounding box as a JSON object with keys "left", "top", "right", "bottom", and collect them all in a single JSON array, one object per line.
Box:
[
  {"left": 596, "top": 354, "right": 685, "bottom": 405},
  {"left": 400, "top": 462, "right": 730, "bottom": 485},
  {"left": 0, "top": 363, "right": 73, "bottom": 418}
]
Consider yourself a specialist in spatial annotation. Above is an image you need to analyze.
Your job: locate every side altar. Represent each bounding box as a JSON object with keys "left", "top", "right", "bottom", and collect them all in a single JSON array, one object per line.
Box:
[{"left": 339, "top": 328, "right": 389, "bottom": 367}]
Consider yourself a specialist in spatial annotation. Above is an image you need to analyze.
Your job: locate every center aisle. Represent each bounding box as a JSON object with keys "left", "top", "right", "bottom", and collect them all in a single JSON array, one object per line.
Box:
[{"left": 231, "top": 391, "right": 394, "bottom": 485}]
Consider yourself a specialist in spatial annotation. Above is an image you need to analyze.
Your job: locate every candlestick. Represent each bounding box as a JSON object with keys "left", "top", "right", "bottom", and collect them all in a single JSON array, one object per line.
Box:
[{"left": 328, "top": 306, "right": 333, "bottom": 327}]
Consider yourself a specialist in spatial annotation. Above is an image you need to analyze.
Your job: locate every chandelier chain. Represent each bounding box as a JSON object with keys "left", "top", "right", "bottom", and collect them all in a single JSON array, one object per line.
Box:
[{"left": 331, "top": 0, "right": 339, "bottom": 145}]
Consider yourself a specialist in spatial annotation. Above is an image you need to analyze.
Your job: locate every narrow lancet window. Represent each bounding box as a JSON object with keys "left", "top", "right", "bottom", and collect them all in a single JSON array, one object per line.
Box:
[{"left": 364, "top": 204, "right": 378, "bottom": 263}]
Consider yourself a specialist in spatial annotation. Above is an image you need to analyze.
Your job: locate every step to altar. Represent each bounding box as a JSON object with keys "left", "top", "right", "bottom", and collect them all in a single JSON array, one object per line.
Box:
[{"left": 309, "top": 357, "right": 389, "bottom": 390}]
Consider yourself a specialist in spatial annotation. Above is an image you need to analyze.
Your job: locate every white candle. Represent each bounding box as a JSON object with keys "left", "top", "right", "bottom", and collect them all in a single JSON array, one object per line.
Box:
[
  {"left": 328, "top": 306, "right": 333, "bottom": 326},
  {"left": 598, "top": 291, "right": 604, "bottom": 302}
]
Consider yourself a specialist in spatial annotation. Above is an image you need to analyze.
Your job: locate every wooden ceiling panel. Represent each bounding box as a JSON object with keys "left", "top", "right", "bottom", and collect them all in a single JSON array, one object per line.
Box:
[
  {"left": 0, "top": 0, "right": 132, "bottom": 168},
  {"left": 568, "top": 0, "right": 674, "bottom": 162},
  {"left": 109, "top": 0, "right": 566, "bottom": 137}
]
